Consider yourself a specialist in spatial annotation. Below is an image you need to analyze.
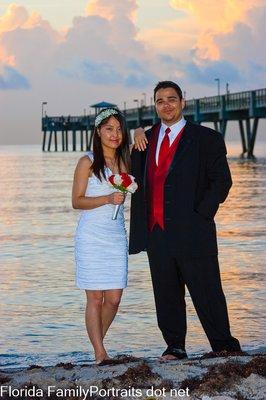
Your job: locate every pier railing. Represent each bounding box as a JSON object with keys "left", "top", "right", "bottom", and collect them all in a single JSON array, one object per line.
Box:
[
  {"left": 42, "top": 115, "right": 90, "bottom": 131},
  {"left": 183, "top": 88, "right": 266, "bottom": 116}
]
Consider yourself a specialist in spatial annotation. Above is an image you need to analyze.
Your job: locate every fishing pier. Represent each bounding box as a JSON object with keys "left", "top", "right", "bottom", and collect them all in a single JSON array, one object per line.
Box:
[{"left": 42, "top": 88, "right": 266, "bottom": 158}]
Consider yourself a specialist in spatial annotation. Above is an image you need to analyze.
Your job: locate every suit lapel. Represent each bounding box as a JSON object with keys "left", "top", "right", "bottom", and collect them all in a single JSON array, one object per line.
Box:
[{"left": 143, "top": 123, "right": 161, "bottom": 190}]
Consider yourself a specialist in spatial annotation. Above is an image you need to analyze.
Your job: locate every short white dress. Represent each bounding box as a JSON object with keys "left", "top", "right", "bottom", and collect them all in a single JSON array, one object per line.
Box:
[{"left": 75, "top": 151, "right": 128, "bottom": 290}]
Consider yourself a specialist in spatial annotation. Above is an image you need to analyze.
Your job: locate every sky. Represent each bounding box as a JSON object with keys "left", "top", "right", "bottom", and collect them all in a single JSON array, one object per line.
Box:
[{"left": 0, "top": 0, "right": 266, "bottom": 144}]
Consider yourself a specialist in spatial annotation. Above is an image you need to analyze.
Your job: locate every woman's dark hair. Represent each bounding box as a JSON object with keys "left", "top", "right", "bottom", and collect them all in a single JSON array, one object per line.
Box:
[
  {"left": 92, "top": 110, "right": 131, "bottom": 181},
  {"left": 154, "top": 81, "right": 183, "bottom": 101}
]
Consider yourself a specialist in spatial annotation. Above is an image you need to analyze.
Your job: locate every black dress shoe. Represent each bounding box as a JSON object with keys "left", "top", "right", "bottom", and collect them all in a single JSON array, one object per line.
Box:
[
  {"left": 211, "top": 337, "right": 242, "bottom": 353},
  {"left": 161, "top": 347, "right": 188, "bottom": 359}
]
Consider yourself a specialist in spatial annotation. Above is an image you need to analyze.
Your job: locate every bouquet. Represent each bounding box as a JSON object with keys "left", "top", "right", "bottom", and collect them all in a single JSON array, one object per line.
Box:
[{"left": 108, "top": 173, "right": 138, "bottom": 219}]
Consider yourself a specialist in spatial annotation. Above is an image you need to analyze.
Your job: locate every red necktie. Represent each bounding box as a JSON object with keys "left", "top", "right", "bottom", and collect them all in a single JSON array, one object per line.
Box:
[{"left": 158, "top": 127, "right": 171, "bottom": 166}]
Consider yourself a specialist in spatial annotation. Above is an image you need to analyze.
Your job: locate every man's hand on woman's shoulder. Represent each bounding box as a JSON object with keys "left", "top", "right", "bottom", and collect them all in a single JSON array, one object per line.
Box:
[{"left": 134, "top": 127, "right": 148, "bottom": 151}]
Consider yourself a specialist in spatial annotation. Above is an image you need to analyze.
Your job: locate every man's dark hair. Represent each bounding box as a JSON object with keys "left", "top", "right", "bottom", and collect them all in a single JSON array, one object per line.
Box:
[{"left": 154, "top": 81, "right": 183, "bottom": 101}]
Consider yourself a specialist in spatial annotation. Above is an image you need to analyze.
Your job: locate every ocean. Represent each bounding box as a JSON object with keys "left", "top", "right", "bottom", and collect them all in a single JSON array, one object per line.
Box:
[{"left": 0, "top": 143, "right": 265, "bottom": 369}]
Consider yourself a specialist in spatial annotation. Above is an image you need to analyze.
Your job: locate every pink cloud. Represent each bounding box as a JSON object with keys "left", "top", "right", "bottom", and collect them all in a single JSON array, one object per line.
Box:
[
  {"left": 170, "top": 0, "right": 265, "bottom": 60},
  {"left": 0, "top": 4, "right": 28, "bottom": 33},
  {"left": 0, "top": 3, "right": 62, "bottom": 69},
  {"left": 86, "top": 0, "right": 137, "bottom": 21}
]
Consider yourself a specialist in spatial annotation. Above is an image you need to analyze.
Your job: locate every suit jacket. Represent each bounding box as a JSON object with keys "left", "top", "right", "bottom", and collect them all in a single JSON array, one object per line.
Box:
[{"left": 129, "top": 121, "right": 232, "bottom": 257}]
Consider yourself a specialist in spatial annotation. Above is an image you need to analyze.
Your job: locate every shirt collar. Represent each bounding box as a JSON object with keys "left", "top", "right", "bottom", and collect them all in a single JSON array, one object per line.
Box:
[{"left": 161, "top": 117, "right": 186, "bottom": 134}]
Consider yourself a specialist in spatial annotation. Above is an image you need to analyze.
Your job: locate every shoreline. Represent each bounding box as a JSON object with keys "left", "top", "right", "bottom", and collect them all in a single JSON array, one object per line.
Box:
[
  {"left": 1, "top": 142, "right": 266, "bottom": 159},
  {"left": 0, "top": 352, "right": 265, "bottom": 400}
]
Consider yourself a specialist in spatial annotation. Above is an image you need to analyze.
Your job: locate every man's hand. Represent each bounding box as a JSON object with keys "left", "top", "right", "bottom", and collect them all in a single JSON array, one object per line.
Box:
[{"left": 134, "top": 127, "right": 148, "bottom": 151}]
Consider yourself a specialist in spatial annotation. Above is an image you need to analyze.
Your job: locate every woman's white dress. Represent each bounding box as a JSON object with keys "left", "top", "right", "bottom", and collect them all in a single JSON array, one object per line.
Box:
[{"left": 75, "top": 152, "right": 128, "bottom": 290}]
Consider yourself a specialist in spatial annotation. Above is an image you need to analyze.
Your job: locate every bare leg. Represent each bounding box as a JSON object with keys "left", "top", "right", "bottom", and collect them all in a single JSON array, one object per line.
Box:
[
  {"left": 85, "top": 290, "right": 108, "bottom": 363},
  {"left": 102, "top": 289, "right": 123, "bottom": 338}
]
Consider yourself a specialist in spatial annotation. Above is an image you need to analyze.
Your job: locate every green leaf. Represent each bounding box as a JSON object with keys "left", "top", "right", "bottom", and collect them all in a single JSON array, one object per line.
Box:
[{"left": 112, "top": 184, "right": 127, "bottom": 193}]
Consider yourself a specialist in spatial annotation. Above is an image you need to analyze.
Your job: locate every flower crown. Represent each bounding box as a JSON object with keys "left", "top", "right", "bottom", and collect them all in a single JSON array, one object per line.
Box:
[{"left": 95, "top": 108, "right": 119, "bottom": 127}]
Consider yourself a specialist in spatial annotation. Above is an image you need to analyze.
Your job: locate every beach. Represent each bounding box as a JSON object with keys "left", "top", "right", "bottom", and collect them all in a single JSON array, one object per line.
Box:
[
  {"left": 1, "top": 353, "right": 265, "bottom": 400},
  {"left": 1, "top": 0, "right": 266, "bottom": 396},
  {"left": 0, "top": 144, "right": 265, "bottom": 399}
]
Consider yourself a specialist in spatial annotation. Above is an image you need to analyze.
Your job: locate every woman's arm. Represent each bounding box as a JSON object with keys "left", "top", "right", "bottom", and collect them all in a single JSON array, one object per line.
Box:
[{"left": 72, "top": 156, "right": 125, "bottom": 210}]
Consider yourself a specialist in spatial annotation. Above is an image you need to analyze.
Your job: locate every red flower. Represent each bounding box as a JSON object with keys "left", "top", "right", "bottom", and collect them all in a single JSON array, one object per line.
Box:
[
  {"left": 108, "top": 173, "right": 138, "bottom": 193},
  {"left": 109, "top": 175, "right": 115, "bottom": 186},
  {"left": 120, "top": 172, "right": 132, "bottom": 188}
]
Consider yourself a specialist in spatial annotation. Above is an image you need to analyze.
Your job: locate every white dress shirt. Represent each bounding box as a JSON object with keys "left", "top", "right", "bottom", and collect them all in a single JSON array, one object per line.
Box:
[{"left": 155, "top": 117, "right": 187, "bottom": 165}]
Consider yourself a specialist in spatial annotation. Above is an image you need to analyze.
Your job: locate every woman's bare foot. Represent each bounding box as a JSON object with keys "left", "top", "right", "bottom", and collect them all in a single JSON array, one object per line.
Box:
[{"left": 95, "top": 352, "right": 110, "bottom": 364}]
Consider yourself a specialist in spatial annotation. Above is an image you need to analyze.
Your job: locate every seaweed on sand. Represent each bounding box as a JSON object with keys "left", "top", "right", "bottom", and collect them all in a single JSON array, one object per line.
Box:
[{"left": 180, "top": 355, "right": 266, "bottom": 396}]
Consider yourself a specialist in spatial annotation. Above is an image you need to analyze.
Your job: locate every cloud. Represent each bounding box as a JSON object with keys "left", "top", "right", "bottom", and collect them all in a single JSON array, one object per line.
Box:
[
  {"left": 185, "top": 60, "right": 242, "bottom": 85},
  {"left": 0, "top": 0, "right": 154, "bottom": 94},
  {"left": 124, "top": 59, "right": 156, "bottom": 88},
  {"left": 158, "top": 54, "right": 180, "bottom": 65},
  {"left": 125, "top": 73, "right": 154, "bottom": 88},
  {"left": 86, "top": 0, "right": 143, "bottom": 57},
  {"left": 59, "top": 57, "right": 156, "bottom": 89},
  {"left": 82, "top": 60, "right": 121, "bottom": 85},
  {"left": 218, "top": 7, "right": 266, "bottom": 59},
  {"left": 0, "top": 43, "right": 15, "bottom": 66},
  {"left": 0, "top": 4, "right": 28, "bottom": 33},
  {"left": 0, "top": 3, "right": 61, "bottom": 73},
  {"left": 0, "top": 1, "right": 264, "bottom": 90},
  {"left": 138, "top": 18, "right": 198, "bottom": 56},
  {"left": 126, "top": 59, "right": 157, "bottom": 86},
  {"left": 0, "top": 3, "right": 60, "bottom": 34},
  {"left": 212, "top": 6, "right": 266, "bottom": 87},
  {"left": 0, "top": 4, "right": 30, "bottom": 66},
  {"left": 139, "top": 0, "right": 266, "bottom": 92},
  {"left": 249, "top": 61, "right": 266, "bottom": 74},
  {"left": 0, "top": 1, "right": 265, "bottom": 144},
  {"left": 53, "top": 1, "right": 153, "bottom": 89},
  {"left": 153, "top": 54, "right": 242, "bottom": 87},
  {"left": 169, "top": 0, "right": 260, "bottom": 30},
  {"left": 0, "top": 65, "right": 30, "bottom": 89},
  {"left": 58, "top": 59, "right": 122, "bottom": 85},
  {"left": 170, "top": 0, "right": 265, "bottom": 60},
  {"left": 86, "top": 0, "right": 137, "bottom": 21}
]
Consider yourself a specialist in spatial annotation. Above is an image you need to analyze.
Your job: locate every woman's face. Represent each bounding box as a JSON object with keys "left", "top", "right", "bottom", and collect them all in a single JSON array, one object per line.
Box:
[{"left": 98, "top": 116, "right": 123, "bottom": 150}]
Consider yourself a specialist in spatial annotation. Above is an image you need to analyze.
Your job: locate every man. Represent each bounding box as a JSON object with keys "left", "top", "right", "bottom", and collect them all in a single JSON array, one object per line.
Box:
[{"left": 129, "top": 81, "right": 241, "bottom": 360}]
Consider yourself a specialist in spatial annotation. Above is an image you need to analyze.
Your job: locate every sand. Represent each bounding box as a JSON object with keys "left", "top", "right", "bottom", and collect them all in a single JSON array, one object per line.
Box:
[{"left": 0, "top": 353, "right": 265, "bottom": 400}]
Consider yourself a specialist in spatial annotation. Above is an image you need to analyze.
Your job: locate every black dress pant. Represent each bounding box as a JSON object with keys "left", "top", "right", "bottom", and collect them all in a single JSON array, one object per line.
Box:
[{"left": 147, "top": 225, "right": 241, "bottom": 352}]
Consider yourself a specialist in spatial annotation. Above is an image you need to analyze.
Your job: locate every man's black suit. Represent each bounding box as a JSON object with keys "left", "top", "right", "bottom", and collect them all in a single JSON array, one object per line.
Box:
[{"left": 129, "top": 121, "right": 241, "bottom": 352}]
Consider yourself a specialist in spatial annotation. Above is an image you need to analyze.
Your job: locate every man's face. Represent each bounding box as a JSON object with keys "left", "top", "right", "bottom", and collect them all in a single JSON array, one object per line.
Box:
[{"left": 155, "top": 87, "right": 185, "bottom": 125}]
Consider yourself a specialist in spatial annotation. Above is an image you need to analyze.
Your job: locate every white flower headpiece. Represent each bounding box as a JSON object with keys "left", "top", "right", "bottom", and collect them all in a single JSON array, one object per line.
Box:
[{"left": 95, "top": 108, "right": 119, "bottom": 127}]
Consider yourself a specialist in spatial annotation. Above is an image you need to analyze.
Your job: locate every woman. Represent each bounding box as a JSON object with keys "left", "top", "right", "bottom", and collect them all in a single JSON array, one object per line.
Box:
[{"left": 72, "top": 108, "right": 131, "bottom": 364}]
